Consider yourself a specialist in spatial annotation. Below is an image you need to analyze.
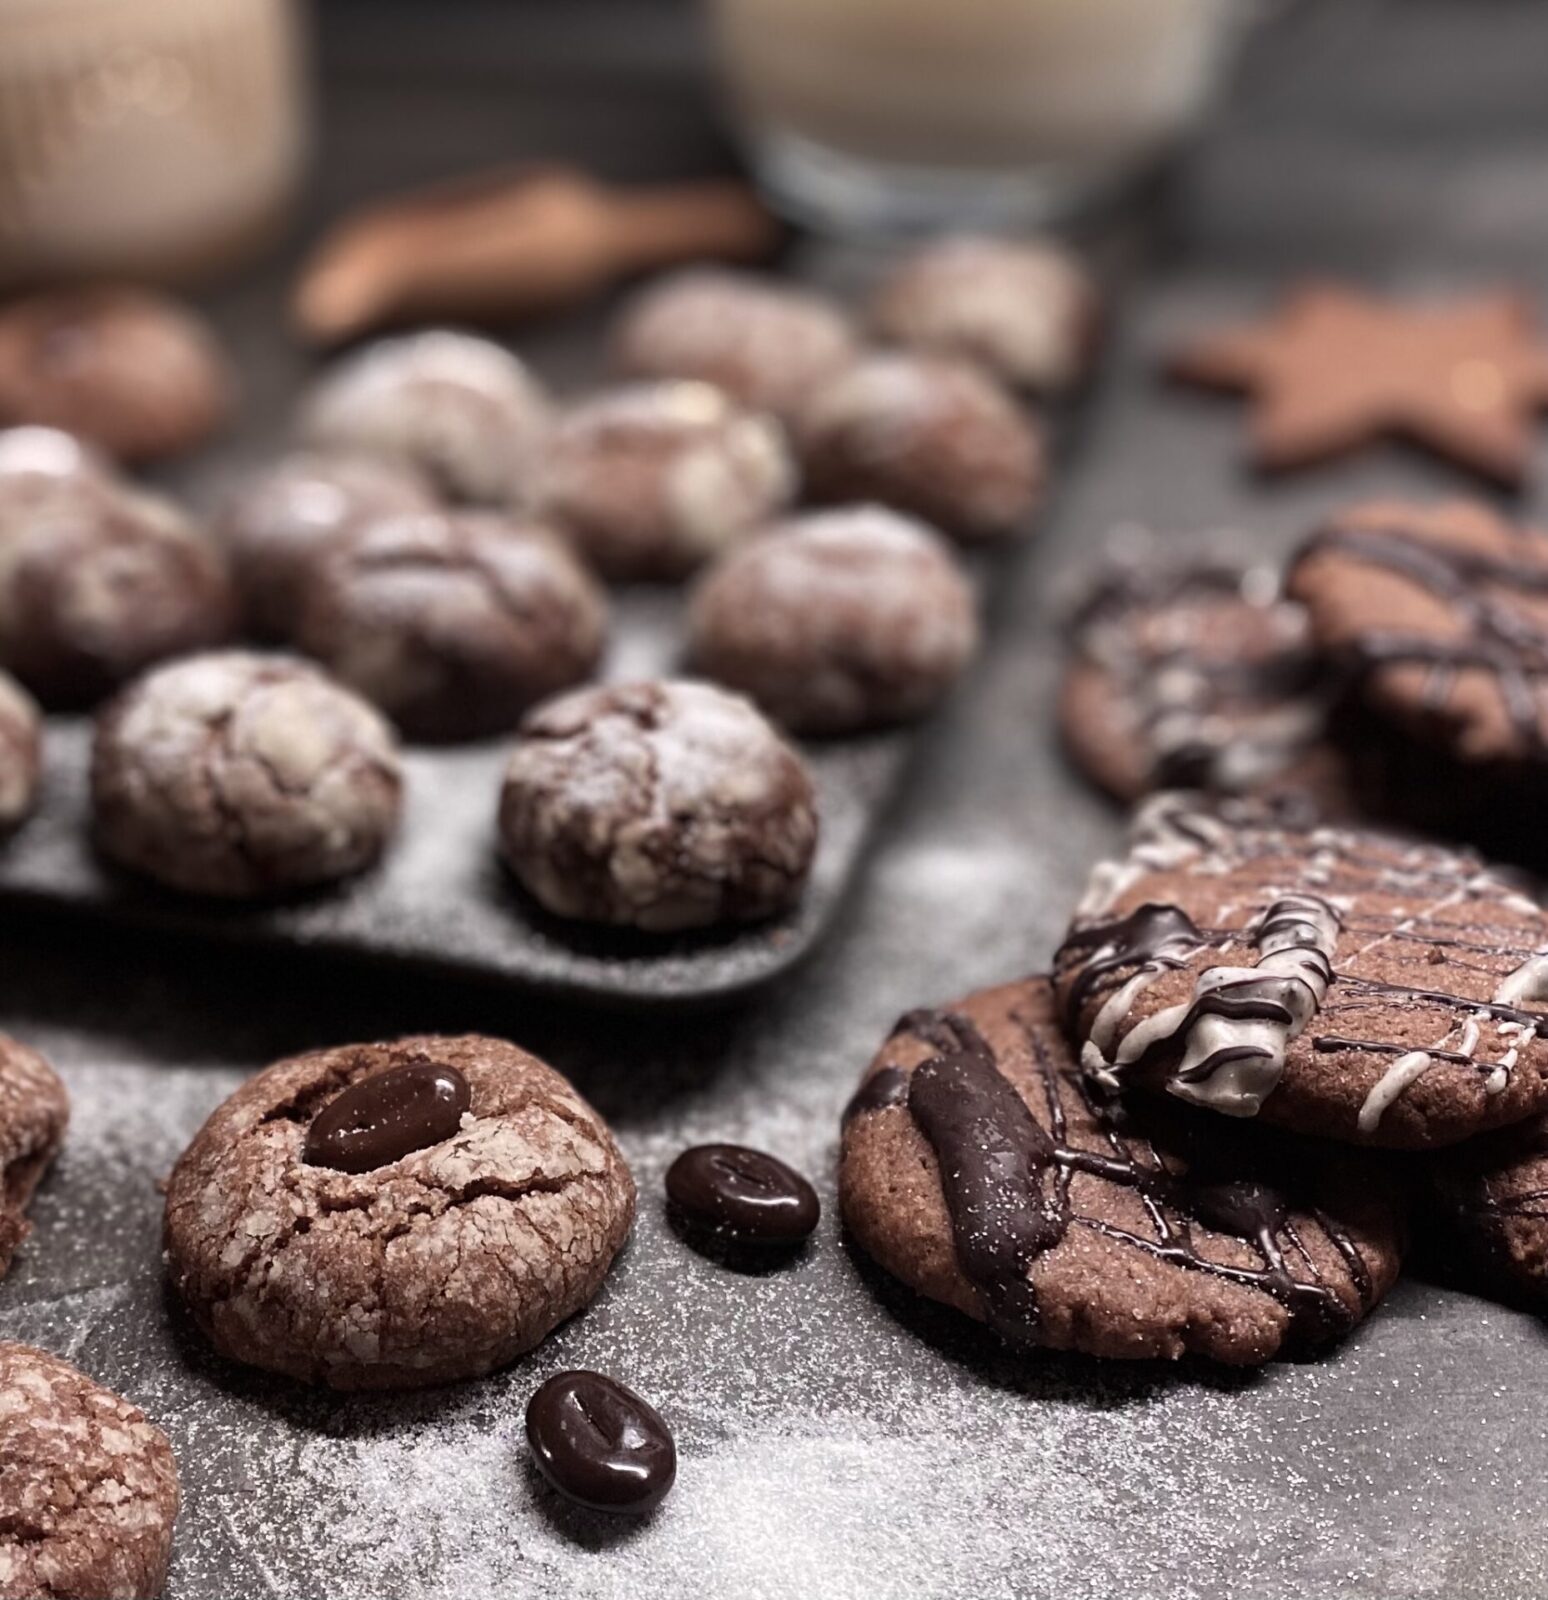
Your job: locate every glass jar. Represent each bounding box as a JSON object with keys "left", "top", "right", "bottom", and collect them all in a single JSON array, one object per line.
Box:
[
  {"left": 0, "top": 0, "right": 310, "bottom": 287},
  {"left": 708, "top": 0, "right": 1247, "bottom": 233}
]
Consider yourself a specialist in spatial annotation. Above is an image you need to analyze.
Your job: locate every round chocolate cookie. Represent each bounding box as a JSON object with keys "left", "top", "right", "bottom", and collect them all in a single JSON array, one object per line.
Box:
[
  {"left": 532, "top": 381, "right": 796, "bottom": 580},
  {"left": 1421, "top": 1114, "right": 1548, "bottom": 1309},
  {"left": 92, "top": 652, "right": 403, "bottom": 899},
  {"left": 0, "top": 671, "right": 41, "bottom": 834},
  {"left": 0, "top": 473, "right": 234, "bottom": 709},
  {"left": 299, "top": 331, "right": 551, "bottom": 506},
  {"left": 794, "top": 353, "right": 1044, "bottom": 543},
  {"left": 0, "top": 285, "right": 231, "bottom": 463},
  {"left": 0, "top": 1037, "right": 68, "bottom": 1281},
  {"left": 0, "top": 1342, "right": 178, "bottom": 1600},
  {"left": 869, "top": 235, "right": 1100, "bottom": 394},
  {"left": 840, "top": 976, "right": 1402, "bottom": 1364},
  {"left": 1055, "top": 793, "right": 1548, "bottom": 1149},
  {"left": 1288, "top": 499, "right": 1548, "bottom": 768},
  {"left": 296, "top": 510, "right": 607, "bottom": 742},
  {"left": 217, "top": 451, "right": 436, "bottom": 639},
  {"left": 611, "top": 269, "right": 858, "bottom": 423},
  {"left": 163, "top": 1033, "right": 635, "bottom": 1389},
  {"left": 1060, "top": 550, "right": 1353, "bottom": 809},
  {"left": 687, "top": 507, "right": 979, "bottom": 734},
  {"left": 498, "top": 680, "right": 819, "bottom": 931}
]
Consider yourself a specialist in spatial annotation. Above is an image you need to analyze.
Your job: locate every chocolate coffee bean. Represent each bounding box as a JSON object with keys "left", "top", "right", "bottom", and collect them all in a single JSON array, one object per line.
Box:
[
  {"left": 525, "top": 1371, "right": 676, "bottom": 1515},
  {"left": 665, "top": 1143, "right": 820, "bottom": 1250},
  {"left": 303, "top": 1059, "right": 470, "bottom": 1173}
]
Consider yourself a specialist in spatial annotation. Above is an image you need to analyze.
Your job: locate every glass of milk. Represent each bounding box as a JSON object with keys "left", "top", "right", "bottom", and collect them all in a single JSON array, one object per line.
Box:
[{"left": 708, "top": 0, "right": 1251, "bottom": 232}]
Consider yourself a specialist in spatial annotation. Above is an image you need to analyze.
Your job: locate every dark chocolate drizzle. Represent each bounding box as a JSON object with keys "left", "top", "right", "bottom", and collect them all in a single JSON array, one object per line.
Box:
[
  {"left": 1302, "top": 521, "right": 1548, "bottom": 754},
  {"left": 859, "top": 1005, "right": 1372, "bottom": 1352},
  {"left": 1060, "top": 902, "right": 1209, "bottom": 1027},
  {"left": 1068, "top": 557, "right": 1330, "bottom": 791}
]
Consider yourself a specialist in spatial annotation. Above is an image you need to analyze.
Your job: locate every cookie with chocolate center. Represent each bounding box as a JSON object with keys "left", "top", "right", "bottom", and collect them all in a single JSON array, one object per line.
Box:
[
  {"left": 164, "top": 1033, "right": 635, "bottom": 1390},
  {"left": 1054, "top": 794, "right": 1548, "bottom": 1148},
  {"left": 840, "top": 976, "right": 1402, "bottom": 1364}
]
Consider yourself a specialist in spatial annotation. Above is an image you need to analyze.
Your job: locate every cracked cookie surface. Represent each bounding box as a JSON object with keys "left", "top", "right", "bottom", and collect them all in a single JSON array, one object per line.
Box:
[
  {"left": 297, "top": 509, "right": 607, "bottom": 741},
  {"left": 498, "top": 679, "right": 819, "bottom": 931},
  {"left": 92, "top": 650, "right": 403, "bottom": 898},
  {"left": 217, "top": 450, "right": 435, "bottom": 641},
  {"left": 533, "top": 381, "right": 794, "bottom": 580},
  {"left": 0, "top": 1341, "right": 177, "bottom": 1600},
  {"left": 688, "top": 507, "right": 979, "bottom": 734},
  {"left": 0, "top": 1038, "right": 67, "bottom": 1282},
  {"left": 611, "top": 269, "right": 857, "bottom": 424},
  {"left": 0, "top": 471, "right": 234, "bottom": 709},
  {"left": 840, "top": 976, "right": 1402, "bottom": 1364},
  {"left": 795, "top": 352, "right": 1045, "bottom": 543},
  {"left": 299, "top": 330, "right": 551, "bottom": 506},
  {"left": 164, "top": 1033, "right": 635, "bottom": 1390}
]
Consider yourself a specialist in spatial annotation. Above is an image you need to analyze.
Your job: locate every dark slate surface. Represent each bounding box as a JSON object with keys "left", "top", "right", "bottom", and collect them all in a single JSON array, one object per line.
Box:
[{"left": 6, "top": 2, "right": 1548, "bottom": 1597}]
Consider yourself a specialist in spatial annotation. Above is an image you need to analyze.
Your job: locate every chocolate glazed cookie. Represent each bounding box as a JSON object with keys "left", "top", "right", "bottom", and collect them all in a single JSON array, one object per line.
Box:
[
  {"left": 0, "top": 1343, "right": 179, "bottom": 1600},
  {"left": 1055, "top": 794, "right": 1548, "bottom": 1149},
  {"left": 1288, "top": 500, "right": 1548, "bottom": 767},
  {"left": 164, "top": 1034, "right": 635, "bottom": 1390},
  {"left": 840, "top": 977, "right": 1402, "bottom": 1363},
  {"left": 0, "top": 1036, "right": 68, "bottom": 1281},
  {"left": 1059, "top": 552, "right": 1354, "bottom": 811}
]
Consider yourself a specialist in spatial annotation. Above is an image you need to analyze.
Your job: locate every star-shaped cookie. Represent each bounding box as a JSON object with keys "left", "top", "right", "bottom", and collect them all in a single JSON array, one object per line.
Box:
[{"left": 1169, "top": 283, "right": 1548, "bottom": 485}]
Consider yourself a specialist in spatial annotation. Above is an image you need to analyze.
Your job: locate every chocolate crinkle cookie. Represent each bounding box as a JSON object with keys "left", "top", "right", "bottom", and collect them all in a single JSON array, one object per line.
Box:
[
  {"left": 217, "top": 450, "right": 437, "bottom": 640},
  {"left": 0, "top": 1037, "right": 68, "bottom": 1281},
  {"left": 532, "top": 381, "right": 796, "bottom": 580},
  {"left": 1056, "top": 792, "right": 1548, "bottom": 1149},
  {"left": 0, "top": 671, "right": 41, "bottom": 834},
  {"left": 0, "top": 466, "right": 234, "bottom": 709},
  {"left": 0, "top": 424, "right": 112, "bottom": 495},
  {"left": 794, "top": 352, "right": 1045, "bottom": 543},
  {"left": 296, "top": 509, "right": 607, "bottom": 742},
  {"left": 687, "top": 506, "right": 979, "bottom": 734},
  {"left": 92, "top": 651, "right": 403, "bottom": 899},
  {"left": 840, "top": 976, "right": 1402, "bottom": 1364},
  {"left": 0, "top": 1342, "right": 178, "bottom": 1600},
  {"left": 299, "top": 330, "right": 551, "bottom": 506},
  {"left": 869, "top": 234, "right": 1100, "bottom": 394},
  {"left": 611, "top": 269, "right": 858, "bottom": 423},
  {"left": 0, "top": 284, "right": 231, "bottom": 464},
  {"left": 498, "top": 680, "right": 819, "bottom": 931},
  {"left": 1059, "top": 546, "right": 1355, "bottom": 811},
  {"left": 163, "top": 1033, "right": 635, "bottom": 1390}
]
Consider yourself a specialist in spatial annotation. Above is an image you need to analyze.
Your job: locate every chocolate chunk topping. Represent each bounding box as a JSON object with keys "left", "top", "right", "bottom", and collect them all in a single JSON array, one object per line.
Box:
[
  {"left": 525, "top": 1370, "right": 676, "bottom": 1515},
  {"left": 665, "top": 1143, "right": 820, "bottom": 1250},
  {"left": 303, "top": 1059, "right": 470, "bottom": 1173}
]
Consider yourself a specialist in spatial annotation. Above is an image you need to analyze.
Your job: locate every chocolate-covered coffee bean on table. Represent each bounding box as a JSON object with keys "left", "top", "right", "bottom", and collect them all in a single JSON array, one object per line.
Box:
[
  {"left": 526, "top": 1371, "right": 676, "bottom": 1515},
  {"left": 665, "top": 1143, "right": 820, "bottom": 1253},
  {"left": 303, "top": 1059, "right": 470, "bottom": 1173}
]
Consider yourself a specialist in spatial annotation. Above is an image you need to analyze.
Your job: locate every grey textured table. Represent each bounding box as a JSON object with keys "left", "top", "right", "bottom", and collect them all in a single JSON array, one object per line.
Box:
[{"left": 6, "top": 3, "right": 1548, "bottom": 1597}]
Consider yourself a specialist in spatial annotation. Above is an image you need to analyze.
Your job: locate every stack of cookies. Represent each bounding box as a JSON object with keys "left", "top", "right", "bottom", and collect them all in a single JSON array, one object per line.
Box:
[{"left": 842, "top": 498, "right": 1548, "bottom": 1366}]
